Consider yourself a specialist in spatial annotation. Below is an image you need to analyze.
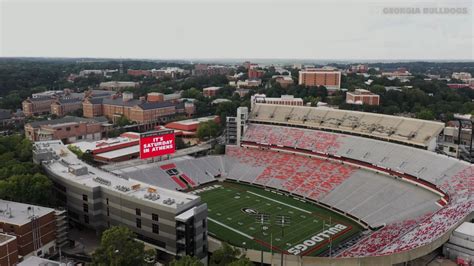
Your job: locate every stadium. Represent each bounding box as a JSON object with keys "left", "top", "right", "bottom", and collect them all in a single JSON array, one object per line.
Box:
[
  {"left": 34, "top": 103, "right": 473, "bottom": 265},
  {"left": 111, "top": 103, "right": 473, "bottom": 265}
]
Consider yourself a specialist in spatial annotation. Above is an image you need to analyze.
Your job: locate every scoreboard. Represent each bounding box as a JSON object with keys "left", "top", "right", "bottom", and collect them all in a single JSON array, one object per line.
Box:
[{"left": 139, "top": 130, "right": 175, "bottom": 159}]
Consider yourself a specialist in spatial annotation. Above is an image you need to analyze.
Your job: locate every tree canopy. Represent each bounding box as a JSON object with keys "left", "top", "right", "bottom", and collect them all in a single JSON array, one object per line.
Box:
[
  {"left": 196, "top": 120, "right": 221, "bottom": 140},
  {"left": 170, "top": 255, "right": 204, "bottom": 266},
  {"left": 0, "top": 135, "right": 52, "bottom": 206},
  {"left": 92, "top": 226, "right": 148, "bottom": 266}
]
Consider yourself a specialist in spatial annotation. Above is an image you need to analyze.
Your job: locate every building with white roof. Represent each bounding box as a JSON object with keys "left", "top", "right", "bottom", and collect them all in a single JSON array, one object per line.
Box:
[{"left": 32, "top": 141, "right": 208, "bottom": 261}]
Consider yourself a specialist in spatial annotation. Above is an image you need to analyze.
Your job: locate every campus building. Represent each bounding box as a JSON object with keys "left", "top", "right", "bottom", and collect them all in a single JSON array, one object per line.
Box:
[
  {"left": 346, "top": 89, "right": 380, "bottom": 106},
  {"left": 202, "top": 87, "right": 221, "bottom": 98},
  {"left": 33, "top": 141, "right": 208, "bottom": 262},
  {"left": 24, "top": 116, "right": 110, "bottom": 143},
  {"left": 298, "top": 68, "right": 341, "bottom": 89},
  {"left": 83, "top": 93, "right": 195, "bottom": 125},
  {"left": 99, "top": 81, "right": 139, "bottom": 91},
  {"left": 0, "top": 200, "right": 67, "bottom": 261}
]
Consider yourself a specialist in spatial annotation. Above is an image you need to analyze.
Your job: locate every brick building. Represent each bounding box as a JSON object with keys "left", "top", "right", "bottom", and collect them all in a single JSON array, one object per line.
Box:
[
  {"left": 349, "top": 64, "right": 369, "bottom": 73},
  {"left": 24, "top": 116, "right": 110, "bottom": 143},
  {"left": 23, "top": 89, "right": 114, "bottom": 117},
  {"left": 202, "top": 87, "right": 221, "bottom": 97},
  {"left": 273, "top": 75, "right": 294, "bottom": 88},
  {"left": 127, "top": 69, "right": 152, "bottom": 77},
  {"left": 192, "top": 64, "right": 233, "bottom": 76},
  {"left": 0, "top": 200, "right": 67, "bottom": 261},
  {"left": 0, "top": 234, "right": 18, "bottom": 266},
  {"left": 298, "top": 68, "right": 341, "bottom": 89},
  {"left": 248, "top": 68, "right": 265, "bottom": 79},
  {"left": 50, "top": 98, "right": 83, "bottom": 117},
  {"left": 83, "top": 93, "right": 194, "bottom": 125},
  {"left": 346, "top": 89, "right": 380, "bottom": 106},
  {"left": 22, "top": 97, "right": 56, "bottom": 117}
]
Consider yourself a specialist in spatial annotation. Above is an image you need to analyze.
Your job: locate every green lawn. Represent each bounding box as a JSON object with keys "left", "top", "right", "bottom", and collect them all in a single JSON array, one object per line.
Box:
[{"left": 193, "top": 181, "right": 363, "bottom": 256}]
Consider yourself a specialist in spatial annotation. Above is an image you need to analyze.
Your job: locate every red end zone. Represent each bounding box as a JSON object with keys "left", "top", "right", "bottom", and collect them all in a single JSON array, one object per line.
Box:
[{"left": 139, "top": 130, "right": 175, "bottom": 159}]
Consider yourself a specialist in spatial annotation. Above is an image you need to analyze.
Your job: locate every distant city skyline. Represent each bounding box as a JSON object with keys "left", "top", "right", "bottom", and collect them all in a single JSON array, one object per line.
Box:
[{"left": 1, "top": 0, "right": 473, "bottom": 60}]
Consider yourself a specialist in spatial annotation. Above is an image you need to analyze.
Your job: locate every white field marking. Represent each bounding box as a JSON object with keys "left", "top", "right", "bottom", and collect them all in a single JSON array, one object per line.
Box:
[
  {"left": 208, "top": 217, "right": 254, "bottom": 239},
  {"left": 246, "top": 191, "right": 312, "bottom": 214}
]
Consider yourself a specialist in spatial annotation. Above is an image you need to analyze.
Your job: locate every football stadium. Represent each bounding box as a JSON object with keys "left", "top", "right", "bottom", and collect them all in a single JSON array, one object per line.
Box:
[{"left": 35, "top": 103, "right": 473, "bottom": 265}]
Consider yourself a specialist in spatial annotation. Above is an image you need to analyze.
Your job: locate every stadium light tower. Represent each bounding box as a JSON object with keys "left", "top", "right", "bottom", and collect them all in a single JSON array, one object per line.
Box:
[
  {"left": 275, "top": 215, "right": 291, "bottom": 266},
  {"left": 275, "top": 215, "right": 291, "bottom": 237}
]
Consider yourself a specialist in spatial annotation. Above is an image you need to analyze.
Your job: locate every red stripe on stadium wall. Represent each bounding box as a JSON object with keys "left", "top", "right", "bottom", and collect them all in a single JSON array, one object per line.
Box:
[
  {"left": 300, "top": 225, "right": 353, "bottom": 257},
  {"left": 254, "top": 238, "right": 289, "bottom": 254}
]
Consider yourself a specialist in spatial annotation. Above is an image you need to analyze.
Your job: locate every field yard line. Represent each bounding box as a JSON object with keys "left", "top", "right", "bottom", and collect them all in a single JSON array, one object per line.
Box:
[
  {"left": 208, "top": 217, "right": 255, "bottom": 240},
  {"left": 246, "top": 191, "right": 312, "bottom": 214}
]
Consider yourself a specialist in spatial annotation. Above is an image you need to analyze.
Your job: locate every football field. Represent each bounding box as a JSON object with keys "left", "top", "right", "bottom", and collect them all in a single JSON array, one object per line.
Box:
[{"left": 192, "top": 181, "right": 363, "bottom": 256}]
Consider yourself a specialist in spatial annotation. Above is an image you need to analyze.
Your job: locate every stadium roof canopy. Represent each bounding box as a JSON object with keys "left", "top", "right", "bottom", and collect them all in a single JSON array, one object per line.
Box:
[{"left": 249, "top": 104, "right": 444, "bottom": 150}]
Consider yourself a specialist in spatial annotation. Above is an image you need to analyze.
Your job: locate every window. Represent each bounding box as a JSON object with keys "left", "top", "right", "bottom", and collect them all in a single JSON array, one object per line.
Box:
[
  {"left": 152, "top": 213, "right": 158, "bottom": 221},
  {"left": 136, "top": 208, "right": 141, "bottom": 216},
  {"left": 152, "top": 223, "right": 159, "bottom": 234},
  {"left": 84, "top": 215, "right": 89, "bottom": 224},
  {"left": 106, "top": 198, "right": 109, "bottom": 205},
  {"left": 202, "top": 219, "right": 206, "bottom": 228},
  {"left": 136, "top": 218, "right": 141, "bottom": 229},
  {"left": 83, "top": 203, "right": 88, "bottom": 213},
  {"left": 106, "top": 207, "right": 110, "bottom": 216},
  {"left": 82, "top": 194, "right": 88, "bottom": 201},
  {"left": 66, "top": 127, "right": 71, "bottom": 131}
]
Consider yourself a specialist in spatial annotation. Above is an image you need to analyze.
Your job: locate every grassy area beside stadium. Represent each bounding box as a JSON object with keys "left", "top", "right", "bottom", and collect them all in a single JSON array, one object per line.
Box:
[{"left": 193, "top": 181, "right": 363, "bottom": 257}]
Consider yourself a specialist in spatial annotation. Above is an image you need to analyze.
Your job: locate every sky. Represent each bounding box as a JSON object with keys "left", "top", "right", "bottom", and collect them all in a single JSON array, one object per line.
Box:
[{"left": 0, "top": 0, "right": 473, "bottom": 61}]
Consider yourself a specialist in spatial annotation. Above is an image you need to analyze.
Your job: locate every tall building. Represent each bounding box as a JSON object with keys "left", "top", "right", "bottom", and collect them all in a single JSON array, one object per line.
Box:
[
  {"left": 33, "top": 141, "right": 208, "bottom": 263},
  {"left": 298, "top": 68, "right": 341, "bottom": 89},
  {"left": 248, "top": 68, "right": 265, "bottom": 79},
  {"left": 226, "top": 107, "right": 248, "bottom": 145},
  {"left": 346, "top": 89, "right": 380, "bottom": 106}
]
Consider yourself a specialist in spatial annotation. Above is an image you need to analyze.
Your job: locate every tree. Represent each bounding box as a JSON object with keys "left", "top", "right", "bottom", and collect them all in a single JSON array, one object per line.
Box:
[
  {"left": 0, "top": 173, "right": 53, "bottom": 205},
  {"left": 210, "top": 243, "right": 241, "bottom": 266},
  {"left": 416, "top": 109, "right": 435, "bottom": 120},
  {"left": 170, "top": 255, "right": 204, "bottom": 266},
  {"left": 196, "top": 120, "right": 220, "bottom": 141},
  {"left": 228, "top": 257, "right": 254, "bottom": 266},
  {"left": 115, "top": 115, "right": 133, "bottom": 127},
  {"left": 92, "top": 226, "right": 146, "bottom": 266},
  {"left": 175, "top": 137, "right": 189, "bottom": 150}
]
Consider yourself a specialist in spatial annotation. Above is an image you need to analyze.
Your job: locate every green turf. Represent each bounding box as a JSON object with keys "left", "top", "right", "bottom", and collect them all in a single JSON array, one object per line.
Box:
[{"left": 193, "top": 181, "right": 363, "bottom": 256}]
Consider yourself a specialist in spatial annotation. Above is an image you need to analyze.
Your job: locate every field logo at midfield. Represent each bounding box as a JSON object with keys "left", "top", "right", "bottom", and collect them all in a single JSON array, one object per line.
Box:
[
  {"left": 287, "top": 224, "right": 348, "bottom": 255},
  {"left": 241, "top": 208, "right": 259, "bottom": 215}
]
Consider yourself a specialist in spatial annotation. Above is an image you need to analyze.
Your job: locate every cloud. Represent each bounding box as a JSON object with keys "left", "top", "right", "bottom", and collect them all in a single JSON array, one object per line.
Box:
[{"left": 0, "top": 0, "right": 472, "bottom": 60}]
